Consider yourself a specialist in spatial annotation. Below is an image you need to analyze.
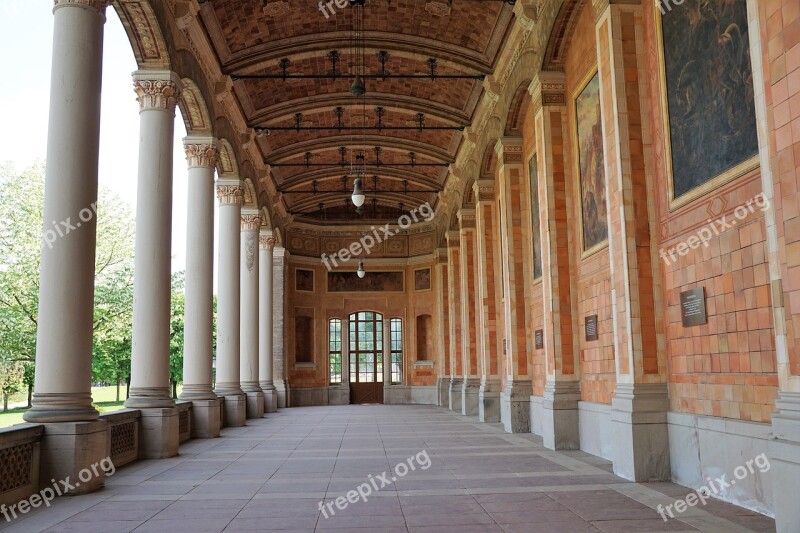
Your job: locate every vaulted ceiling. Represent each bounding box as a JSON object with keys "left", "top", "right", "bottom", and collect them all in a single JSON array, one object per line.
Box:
[{"left": 197, "top": 0, "right": 517, "bottom": 225}]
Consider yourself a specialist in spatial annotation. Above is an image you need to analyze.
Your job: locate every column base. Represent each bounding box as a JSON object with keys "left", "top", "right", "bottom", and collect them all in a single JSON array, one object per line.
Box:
[
  {"left": 448, "top": 378, "right": 463, "bottom": 411},
  {"left": 479, "top": 378, "right": 501, "bottom": 422},
  {"left": 220, "top": 393, "right": 247, "bottom": 427},
  {"left": 39, "top": 420, "right": 108, "bottom": 495},
  {"left": 275, "top": 379, "right": 289, "bottom": 408},
  {"left": 23, "top": 392, "right": 99, "bottom": 423},
  {"left": 610, "top": 382, "right": 670, "bottom": 481},
  {"left": 770, "top": 392, "right": 800, "bottom": 533},
  {"left": 541, "top": 380, "right": 580, "bottom": 450},
  {"left": 245, "top": 390, "right": 265, "bottom": 419},
  {"left": 189, "top": 398, "right": 223, "bottom": 438},
  {"left": 461, "top": 378, "right": 481, "bottom": 416},
  {"left": 124, "top": 387, "right": 176, "bottom": 409},
  {"left": 500, "top": 380, "right": 532, "bottom": 433},
  {"left": 261, "top": 384, "right": 278, "bottom": 413},
  {"left": 139, "top": 407, "right": 180, "bottom": 459},
  {"left": 178, "top": 385, "right": 217, "bottom": 401},
  {"left": 436, "top": 377, "right": 450, "bottom": 407}
]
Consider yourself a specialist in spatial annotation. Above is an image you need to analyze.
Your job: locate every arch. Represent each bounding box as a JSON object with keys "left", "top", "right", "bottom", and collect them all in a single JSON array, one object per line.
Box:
[
  {"left": 178, "top": 78, "right": 213, "bottom": 135},
  {"left": 112, "top": 0, "right": 171, "bottom": 70},
  {"left": 480, "top": 141, "right": 500, "bottom": 179},
  {"left": 260, "top": 204, "right": 273, "bottom": 229},
  {"left": 504, "top": 80, "right": 533, "bottom": 136},
  {"left": 242, "top": 178, "right": 258, "bottom": 208},
  {"left": 541, "top": 0, "right": 589, "bottom": 71},
  {"left": 216, "top": 138, "right": 239, "bottom": 178}
]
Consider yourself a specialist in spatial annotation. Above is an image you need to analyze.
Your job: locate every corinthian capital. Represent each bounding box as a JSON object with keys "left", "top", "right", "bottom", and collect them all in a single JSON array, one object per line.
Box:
[
  {"left": 184, "top": 139, "right": 218, "bottom": 169},
  {"left": 133, "top": 71, "right": 181, "bottom": 113},
  {"left": 216, "top": 182, "right": 243, "bottom": 205},
  {"left": 259, "top": 235, "right": 277, "bottom": 250},
  {"left": 241, "top": 210, "right": 262, "bottom": 231},
  {"left": 53, "top": 0, "right": 110, "bottom": 12}
]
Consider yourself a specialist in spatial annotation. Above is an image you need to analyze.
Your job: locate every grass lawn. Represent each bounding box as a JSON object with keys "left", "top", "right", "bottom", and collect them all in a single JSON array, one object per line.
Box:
[{"left": 0, "top": 385, "right": 182, "bottom": 429}]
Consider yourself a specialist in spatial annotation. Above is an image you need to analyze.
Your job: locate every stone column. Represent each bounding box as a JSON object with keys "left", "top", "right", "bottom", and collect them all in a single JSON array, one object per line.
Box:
[
  {"left": 594, "top": 0, "right": 668, "bottom": 480},
  {"left": 240, "top": 209, "right": 263, "bottom": 419},
  {"left": 215, "top": 180, "right": 246, "bottom": 427},
  {"left": 178, "top": 138, "right": 223, "bottom": 438},
  {"left": 474, "top": 180, "right": 502, "bottom": 422},
  {"left": 458, "top": 209, "right": 480, "bottom": 416},
  {"left": 125, "top": 70, "right": 182, "bottom": 459},
  {"left": 435, "top": 249, "right": 451, "bottom": 407},
  {"left": 529, "top": 72, "right": 581, "bottom": 450},
  {"left": 496, "top": 137, "right": 533, "bottom": 433},
  {"left": 273, "top": 245, "right": 289, "bottom": 407},
  {"left": 259, "top": 229, "right": 278, "bottom": 412},
  {"left": 24, "top": 0, "right": 109, "bottom": 493},
  {"left": 446, "top": 231, "right": 463, "bottom": 410}
]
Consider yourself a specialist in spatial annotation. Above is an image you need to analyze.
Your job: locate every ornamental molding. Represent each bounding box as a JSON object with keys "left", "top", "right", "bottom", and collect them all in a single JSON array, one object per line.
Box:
[
  {"left": 216, "top": 183, "right": 243, "bottom": 205},
  {"left": 259, "top": 235, "right": 277, "bottom": 250},
  {"left": 133, "top": 71, "right": 181, "bottom": 112},
  {"left": 53, "top": 0, "right": 110, "bottom": 12},
  {"left": 474, "top": 179, "right": 495, "bottom": 201},
  {"left": 457, "top": 209, "right": 477, "bottom": 229},
  {"left": 241, "top": 213, "right": 262, "bottom": 231},
  {"left": 183, "top": 140, "right": 218, "bottom": 169},
  {"left": 528, "top": 71, "right": 567, "bottom": 113}
]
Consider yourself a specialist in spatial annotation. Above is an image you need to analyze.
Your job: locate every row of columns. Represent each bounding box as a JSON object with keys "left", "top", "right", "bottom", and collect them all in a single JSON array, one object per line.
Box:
[
  {"left": 24, "top": 0, "right": 285, "bottom": 489},
  {"left": 435, "top": 0, "right": 667, "bottom": 483}
]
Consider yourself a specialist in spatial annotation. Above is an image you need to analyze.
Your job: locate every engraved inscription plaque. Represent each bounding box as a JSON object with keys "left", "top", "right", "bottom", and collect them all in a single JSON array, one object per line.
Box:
[
  {"left": 681, "top": 287, "right": 707, "bottom": 327},
  {"left": 585, "top": 315, "right": 598, "bottom": 341}
]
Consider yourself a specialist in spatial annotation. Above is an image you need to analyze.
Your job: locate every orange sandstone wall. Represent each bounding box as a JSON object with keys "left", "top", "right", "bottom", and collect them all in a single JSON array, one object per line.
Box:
[
  {"left": 285, "top": 257, "right": 438, "bottom": 390},
  {"left": 565, "top": 3, "right": 616, "bottom": 405}
]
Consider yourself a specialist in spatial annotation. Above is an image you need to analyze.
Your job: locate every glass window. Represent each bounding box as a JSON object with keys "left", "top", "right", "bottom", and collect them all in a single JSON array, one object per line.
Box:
[
  {"left": 329, "top": 318, "right": 342, "bottom": 385},
  {"left": 390, "top": 318, "right": 403, "bottom": 384}
]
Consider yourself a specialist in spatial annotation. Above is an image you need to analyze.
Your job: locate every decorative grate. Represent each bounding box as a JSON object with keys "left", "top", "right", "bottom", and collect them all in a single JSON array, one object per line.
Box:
[
  {"left": 110, "top": 421, "right": 136, "bottom": 459},
  {"left": 179, "top": 410, "right": 189, "bottom": 435},
  {"left": 0, "top": 443, "right": 34, "bottom": 494}
]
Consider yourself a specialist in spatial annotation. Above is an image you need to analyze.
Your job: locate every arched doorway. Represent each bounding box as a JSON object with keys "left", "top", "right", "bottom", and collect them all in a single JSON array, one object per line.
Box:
[{"left": 349, "top": 311, "right": 384, "bottom": 404}]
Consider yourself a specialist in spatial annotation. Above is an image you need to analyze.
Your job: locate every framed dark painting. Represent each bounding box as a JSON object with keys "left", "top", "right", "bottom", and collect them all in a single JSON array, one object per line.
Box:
[
  {"left": 414, "top": 268, "right": 431, "bottom": 291},
  {"left": 327, "top": 271, "right": 404, "bottom": 292},
  {"left": 529, "top": 154, "right": 542, "bottom": 279},
  {"left": 657, "top": 0, "right": 759, "bottom": 208},
  {"left": 574, "top": 70, "right": 608, "bottom": 255},
  {"left": 295, "top": 268, "right": 314, "bottom": 292}
]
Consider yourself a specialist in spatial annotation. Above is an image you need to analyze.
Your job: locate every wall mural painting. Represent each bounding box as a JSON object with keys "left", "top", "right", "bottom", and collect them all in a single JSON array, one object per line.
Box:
[
  {"left": 327, "top": 271, "right": 404, "bottom": 292},
  {"left": 575, "top": 71, "right": 608, "bottom": 253},
  {"left": 296, "top": 269, "right": 314, "bottom": 291},
  {"left": 414, "top": 268, "right": 431, "bottom": 291},
  {"left": 529, "top": 154, "right": 542, "bottom": 279},
  {"left": 659, "top": 0, "right": 759, "bottom": 204}
]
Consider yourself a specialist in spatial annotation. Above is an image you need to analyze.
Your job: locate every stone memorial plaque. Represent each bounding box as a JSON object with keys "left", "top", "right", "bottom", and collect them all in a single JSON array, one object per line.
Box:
[
  {"left": 585, "top": 315, "right": 598, "bottom": 341},
  {"left": 535, "top": 329, "right": 543, "bottom": 349},
  {"left": 681, "top": 287, "right": 707, "bottom": 327}
]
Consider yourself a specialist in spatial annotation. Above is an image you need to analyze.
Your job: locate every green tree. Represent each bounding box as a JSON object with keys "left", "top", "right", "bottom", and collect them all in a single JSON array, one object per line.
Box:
[
  {"left": 0, "top": 360, "right": 24, "bottom": 411},
  {"left": 0, "top": 163, "right": 136, "bottom": 406},
  {"left": 169, "top": 271, "right": 185, "bottom": 399}
]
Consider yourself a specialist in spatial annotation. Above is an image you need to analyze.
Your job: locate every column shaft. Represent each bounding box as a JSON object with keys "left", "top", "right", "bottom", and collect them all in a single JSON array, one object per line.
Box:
[
  {"left": 126, "top": 71, "right": 180, "bottom": 409},
  {"left": 26, "top": 0, "right": 107, "bottom": 423},
  {"left": 240, "top": 210, "right": 263, "bottom": 419},
  {"left": 259, "top": 231, "right": 278, "bottom": 412},
  {"left": 180, "top": 140, "right": 217, "bottom": 400},
  {"left": 215, "top": 181, "right": 246, "bottom": 426}
]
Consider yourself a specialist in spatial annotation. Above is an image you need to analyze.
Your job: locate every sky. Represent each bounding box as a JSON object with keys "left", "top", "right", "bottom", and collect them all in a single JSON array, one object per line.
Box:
[{"left": 0, "top": 0, "right": 219, "bottom": 280}]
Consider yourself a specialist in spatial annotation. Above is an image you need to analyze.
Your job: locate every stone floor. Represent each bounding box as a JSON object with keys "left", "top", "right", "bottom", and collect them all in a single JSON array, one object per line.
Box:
[{"left": 0, "top": 405, "right": 776, "bottom": 532}]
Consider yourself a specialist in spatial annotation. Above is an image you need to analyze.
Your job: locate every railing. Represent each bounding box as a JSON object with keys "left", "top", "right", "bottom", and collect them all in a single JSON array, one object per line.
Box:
[
  {"left": 0, "top": 424, "right": 43, "bottom": 506},
  {"left": 176, "top": 401, "right": 192, "bottom": 443},
  {"left": 100, "top": 410, "right": 140, "bottom": 467}
]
